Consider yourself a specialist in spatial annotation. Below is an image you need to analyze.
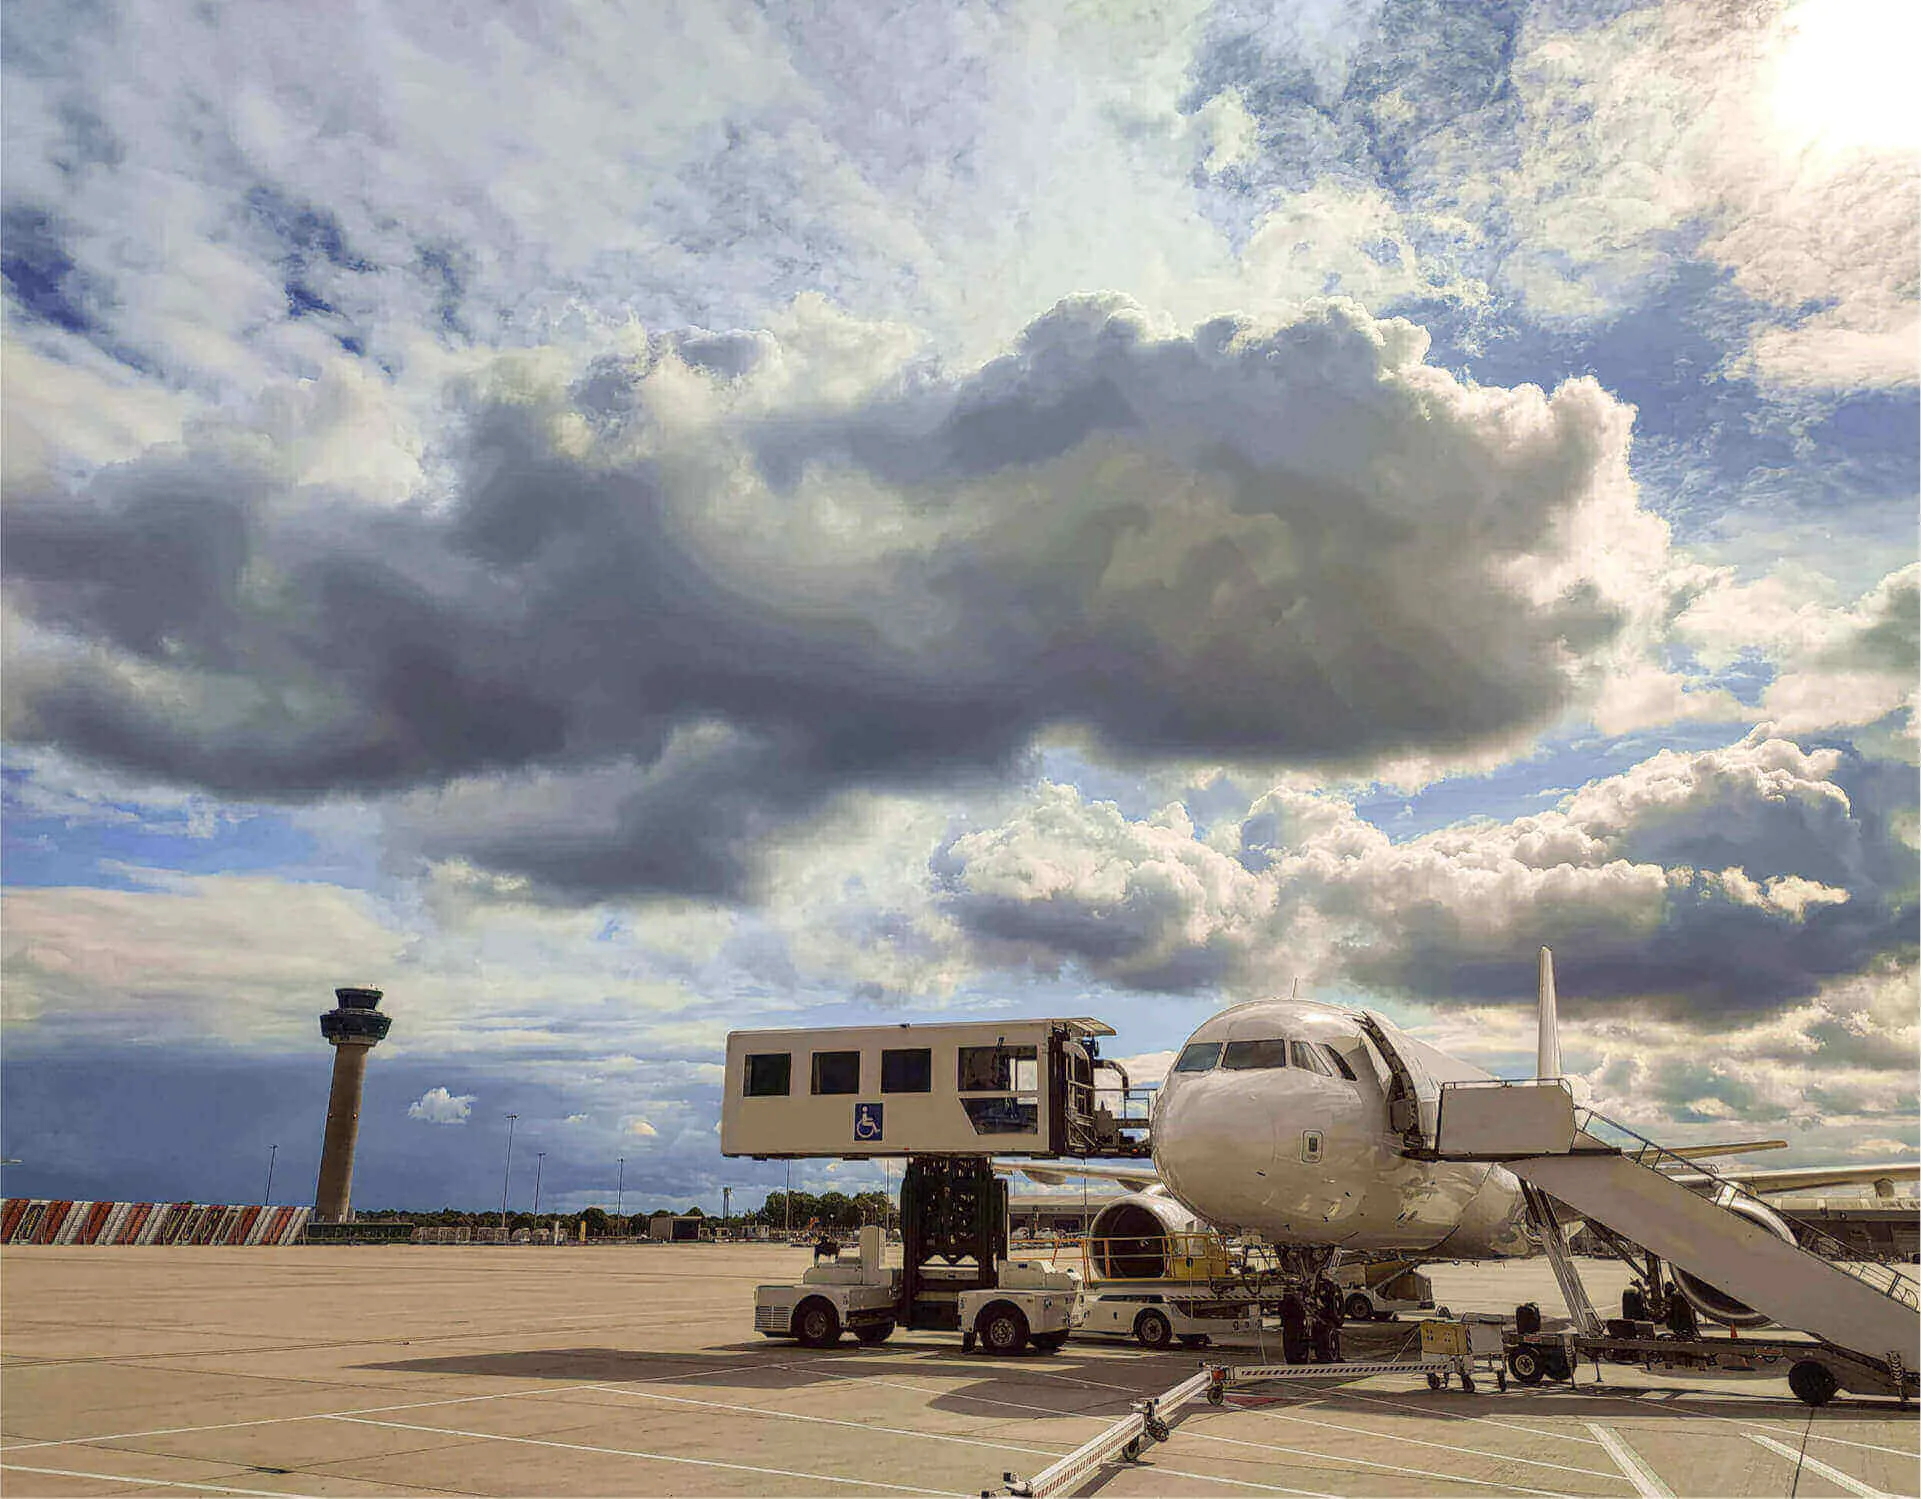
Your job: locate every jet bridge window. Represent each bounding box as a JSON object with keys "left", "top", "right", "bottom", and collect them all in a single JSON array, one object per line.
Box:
[
  {"left": 744, "top": 1053, "right": 792, "bottom": 1097},
  {"left": 1221, "top": 1039, "right": 1289, "bottom": 1070},
  {"left": 811, "top": 1050, "right": 861, "bottom": 1095},
  {"left": 1291, "top": 1040, "right": 1334, "bottom": 1076},
  {"left": 957, "top": 1043, "right": 1037, "bottom": 1092},
  {"left": 1174, "top": 1042, "right": 1222, "bottom": 1073},
  {"left": 881, "top": 1047, "right": 932, "bottom": 1093}
]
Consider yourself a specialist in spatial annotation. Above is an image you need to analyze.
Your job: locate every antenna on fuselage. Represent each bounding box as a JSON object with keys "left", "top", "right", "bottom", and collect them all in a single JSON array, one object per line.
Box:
[
  {"left": 1290, "top": 977, "right": 1301, "bottom": 999},
  {"left": 1536, "top": 946, "right": 1561, "bottom": 1079}
]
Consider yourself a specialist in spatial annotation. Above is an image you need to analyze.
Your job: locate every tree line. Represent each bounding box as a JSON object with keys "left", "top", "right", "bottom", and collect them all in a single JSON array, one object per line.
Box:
[{"left": 350, "top": 1189, "right": 894, "bottom": 1237}]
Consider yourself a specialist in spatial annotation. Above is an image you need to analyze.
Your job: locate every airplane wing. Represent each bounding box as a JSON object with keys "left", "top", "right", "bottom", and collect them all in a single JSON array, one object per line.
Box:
[
  {"left": 1668, "top": 1163, "right": 1919, "bottom": 1195},
  {"left": 991, "top": 1160, "right": 1162, "bottom": 1191},
  {"left": 1658, "top": 1140, "right": 1787, "bottom": 1161}
]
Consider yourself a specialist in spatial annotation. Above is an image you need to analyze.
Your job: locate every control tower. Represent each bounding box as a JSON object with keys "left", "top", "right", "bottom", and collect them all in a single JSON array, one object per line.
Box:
[{"left": 313, "top": 987, "right": 392, "bottom": 1223}]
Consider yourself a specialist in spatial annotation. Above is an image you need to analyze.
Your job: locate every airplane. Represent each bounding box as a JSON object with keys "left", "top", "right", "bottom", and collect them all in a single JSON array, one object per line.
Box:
[{"left": 1010, "top": 949, "right": 1917, "bottom": 1329}]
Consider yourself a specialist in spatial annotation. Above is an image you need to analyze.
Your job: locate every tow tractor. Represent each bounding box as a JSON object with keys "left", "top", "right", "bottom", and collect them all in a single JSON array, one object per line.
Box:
[{"left": 726, "top": 1020, "right": 1147, "bottom": 1354}]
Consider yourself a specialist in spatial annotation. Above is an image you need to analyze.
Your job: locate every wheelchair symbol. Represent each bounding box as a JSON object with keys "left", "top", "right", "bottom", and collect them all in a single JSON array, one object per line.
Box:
[{"left": 854, "top": 1102, "right": 883, "bottom": 1142}]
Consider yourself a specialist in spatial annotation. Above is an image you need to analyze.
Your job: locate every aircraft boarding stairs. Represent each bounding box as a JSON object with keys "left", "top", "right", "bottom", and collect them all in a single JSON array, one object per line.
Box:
[{"left": 1429, "top": 1079, "right": 1920, "bottom": 1374}]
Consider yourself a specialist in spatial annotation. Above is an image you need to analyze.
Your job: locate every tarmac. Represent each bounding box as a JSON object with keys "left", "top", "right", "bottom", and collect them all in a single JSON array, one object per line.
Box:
[{"left": 2, "top": 1244, "right": 1915, "bottom": 1497}]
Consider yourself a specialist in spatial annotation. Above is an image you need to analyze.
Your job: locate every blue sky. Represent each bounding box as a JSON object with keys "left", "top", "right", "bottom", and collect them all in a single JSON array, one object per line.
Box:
[{"left": 2, "top": 0, "right": 1915, "bottom": 1213}]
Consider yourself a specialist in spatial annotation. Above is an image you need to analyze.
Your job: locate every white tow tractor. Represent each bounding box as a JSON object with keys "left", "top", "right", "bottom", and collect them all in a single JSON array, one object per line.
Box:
[{"left": 754, "top": 1224, "right": 1079, "bottom": 1353}]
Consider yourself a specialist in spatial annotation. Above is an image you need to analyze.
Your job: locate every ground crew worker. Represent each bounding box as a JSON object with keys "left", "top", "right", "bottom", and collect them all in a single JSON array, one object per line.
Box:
[{"left": 1278, "top": 1289, "right": 1309, "bottom": 1363}]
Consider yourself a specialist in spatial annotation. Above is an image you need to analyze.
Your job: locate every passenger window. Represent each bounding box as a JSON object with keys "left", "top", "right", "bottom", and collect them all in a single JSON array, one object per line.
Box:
[
  {"left": 744, "top": 1053, "right": 791, "bottom": 1097},
  {"left": 811, "top": 1050, "right": 861, "bottom": 1095},
  {"left": 1291, "top": 1040, "right": 1332, "bottom": 1075},
  {"left": 1174, "top": 1042, "right": 1222, "bottom": 1072},
  {"left": 958, "top": 1043, "right": 1036, "bottom": 1092},
  {"left": 1319, "top": 1043, "right": 1358, "bottom": 1080},
  {"left": 881, "top": 1048, "right": 932, "bottom": 1093},
  {"left": 1221, "top": 1039, "right": 1289, "bottom": 1070}
]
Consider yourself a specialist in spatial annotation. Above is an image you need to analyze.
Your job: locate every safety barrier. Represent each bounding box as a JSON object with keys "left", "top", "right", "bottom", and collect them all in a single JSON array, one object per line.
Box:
[{"left": 0, "top": 1200, "right": 310, "bottom": 1245}]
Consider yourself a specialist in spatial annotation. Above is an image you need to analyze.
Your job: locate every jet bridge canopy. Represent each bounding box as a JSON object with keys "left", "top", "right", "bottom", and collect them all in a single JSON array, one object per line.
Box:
[{"left": 721, "top": 1018, "right": 1147, "bottom": 1159}]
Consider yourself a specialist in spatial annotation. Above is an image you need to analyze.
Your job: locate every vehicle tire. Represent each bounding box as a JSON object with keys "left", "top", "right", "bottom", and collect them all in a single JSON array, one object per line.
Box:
[
  {"left": 1461, "top": 1374, "right": 1476, "bottom": 1394},
  {"left": 1508, "top": 1346, "right": 1545, "bottom": 1385},
  {"left": 1179, "top": 1334, "right": 1211, "bottom": 1349},
  {"left": 1135, "top": 1310, "right": 1174, "bottom": 1350},
  {"left": 1426, "top": 1372, "right": 1444, "bottom": 1390},
  {"left": 979, "top": 1305, "right": 1030, "bottom": 1356},
  {"left": 1789, "top": 1360, "right": 1839, "bottom": 1407},
  {"left": 1542, "top": 1347, "right": 1572, "bottom": 1382},
  {"left": 1345, "top": 1293, "right": 1375, "bottom": 1322},
  {"left": 855, "top": 1321, "right": 894, "bottom": 1345},
  {"left": 794, "top": 1298, "right": 841, "bottom": 1349},
  {"left": 1031, "top": 1331, "right": 1067, "bottom": 1353}
]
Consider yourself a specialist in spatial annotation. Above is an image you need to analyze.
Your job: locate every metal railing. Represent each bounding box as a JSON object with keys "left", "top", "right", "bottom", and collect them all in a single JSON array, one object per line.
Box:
[{"left": 1573, "top": 1105, "right": 1920, "bottom": 1312}]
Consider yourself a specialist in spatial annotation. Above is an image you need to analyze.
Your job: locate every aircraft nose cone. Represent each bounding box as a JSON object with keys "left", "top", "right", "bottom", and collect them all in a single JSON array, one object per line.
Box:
[{"left": 1155, "top": 1074, "right": 1285, "bottom": 1224}]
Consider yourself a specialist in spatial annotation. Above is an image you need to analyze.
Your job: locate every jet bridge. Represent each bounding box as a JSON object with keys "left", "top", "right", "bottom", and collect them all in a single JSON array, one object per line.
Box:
[
  {"left": 1432, "top": 1078, "right": 1920, "bottom": 1398},
  {"left": 720, "top": 1018, "right": 1149, "bottom": 1160}
]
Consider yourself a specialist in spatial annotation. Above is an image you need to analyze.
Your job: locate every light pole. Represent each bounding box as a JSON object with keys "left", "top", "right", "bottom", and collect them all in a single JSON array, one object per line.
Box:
[
  {"left": 616, "top": 1156, "right": 625, "bottom": 1237},
  {"left": 533, "top": 1152, "right": 545, "bottom": 1216},
  {"left": 264, "top": 1144, "right": 278, "bottom": 1205},
  {"left": 784, "top": 1160, "right": 792, "bottom": 1238},
  {"left": 722, "top": 1186, "right": 731, "bottom": 1238},
  {"left": 501, "top": 1114, "right": 518, "bottom": 1230}
]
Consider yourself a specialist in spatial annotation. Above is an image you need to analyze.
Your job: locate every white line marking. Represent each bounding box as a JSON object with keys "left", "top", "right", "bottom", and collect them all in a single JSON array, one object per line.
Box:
[
  {"left": 1235, "top": 1400, "right": 1629, "bottom": 1482},
  {"left": 1585, "top": 1423, "right": 1675, "bottom": 1498},
  {"left": 1746, "top": 1431, "right": 1892, "bottom": 1498},
  {"left": 1184, "top": 1426, "right": 1579, "bottom": 1498},
  {"left": 325, "top": 1415, "right": 967, "bottom": 1495},
  {"left": 1570, "top": 1388, "right": 1920, "bottom": 1458},
  {"left": 0, "top": 1462, "right": 301, "bottom": 1496}
]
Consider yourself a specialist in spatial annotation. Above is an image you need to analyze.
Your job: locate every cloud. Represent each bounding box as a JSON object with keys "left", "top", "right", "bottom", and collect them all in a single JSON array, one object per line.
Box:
[
  {"left": 407, "top": 1086, "right": 473, "bottom": 1124},
  {"left": 626, "top": 1118, "right": 659, "bottom": 1138},
  {"left": 3, "top": 296, "right": 1692, "bottom": 900},
  {"left": 1849, "top": 1138, "right": 1918, "bottom": 1157},
  {"left": 564, "top": 1112, "right": 590, "bottom": 1125},
  {"left": 936, "top": 727, "right": 1916, "bottom": 1016}
]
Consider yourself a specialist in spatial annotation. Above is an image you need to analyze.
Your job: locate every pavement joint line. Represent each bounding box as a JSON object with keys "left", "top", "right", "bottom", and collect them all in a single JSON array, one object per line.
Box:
[
  {"left": 0, "top": 1351, "right": 836, "bottom": 1454},
  {"left": 0, "top": 1460, "right": 314, "bottom": 1496},
  {"left": 1230, "top": 1398, "right": 1632, "bottom": 1482},
  {"left": 573, "top": 1381, "right": 1078, "bottom": 1460},
  {"left": 812, "top": 1368, "right": 1128, "bottom": 1422},
  {"left": 1119, "top": 1461, "right": 1340, "bottom": 1496},
  {"left": 322, "top": 1415, "right": 969, "bottom": 1496},
  {"left": 1181, "top": 1420, "right": 1583, "bottom": 1498},
  {"left": 1287, "top": 1383, "right": 1607, "bottom": 1448},
  {"left": 1744, "top": 1431, "right": 1894, "bottom": 1498},
  {"left": 1584, "top": 1423, "right": 1675, "bottom": 1499}
]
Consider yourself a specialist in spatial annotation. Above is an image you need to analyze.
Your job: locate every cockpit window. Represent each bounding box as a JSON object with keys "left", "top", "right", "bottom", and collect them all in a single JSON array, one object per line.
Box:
[
  {"left": 1174, "top": 1041, "right": 1222, "bottom": 1073},
  {"left": 1291, "top": 1039, "right": 1333, "bottom": 1076},
  {"left": 1221, "top": 1039, "right": 1289, "bottom": 1070},
  {"left": 1319, "top": 1043, "right": 1358, "bottom": 1081}
]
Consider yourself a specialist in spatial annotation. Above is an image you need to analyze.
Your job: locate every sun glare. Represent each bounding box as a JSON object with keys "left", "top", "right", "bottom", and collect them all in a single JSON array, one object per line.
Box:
[{"left": 1770, "top": 0, "right": 1921, "bottom": 155}]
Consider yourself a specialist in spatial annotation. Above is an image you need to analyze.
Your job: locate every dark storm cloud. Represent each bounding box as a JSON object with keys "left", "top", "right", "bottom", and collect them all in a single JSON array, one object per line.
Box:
[{"left": 4, "top": 296, "right": 1663, "bottom": 898}]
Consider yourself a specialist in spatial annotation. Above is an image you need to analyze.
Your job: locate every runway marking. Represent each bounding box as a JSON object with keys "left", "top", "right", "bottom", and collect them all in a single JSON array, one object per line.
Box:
[
  {"left": 577, "top": 1381, "right": 1075, "bottom": 1459},
  {"left": 1183, "top": 1423, "right": 1581, "bottom": 1497},
  {"left": 325, "top": 1415, "right": 972, "bottom": 1495},
  {"left": 0, "top": 1462, "right": 307, "bottom": 1496},
  {"left": 1745, "top": 1431, "right": 1892, "bottom": 1498},
  {"left": 820, "top": 1371, "right": 1121, "bottom": 1422},
  {"left": 1229, "top": 1400, "right": 1630, "bottom": 1482},
  {"left": 1584, "top": 1423, "right": 1674, "bottom": 1498}
]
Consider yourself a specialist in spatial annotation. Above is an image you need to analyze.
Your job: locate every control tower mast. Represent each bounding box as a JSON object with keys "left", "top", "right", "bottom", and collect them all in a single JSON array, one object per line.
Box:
[{"left": 313, "top": 987, "right": 392, "bottom": 1223}]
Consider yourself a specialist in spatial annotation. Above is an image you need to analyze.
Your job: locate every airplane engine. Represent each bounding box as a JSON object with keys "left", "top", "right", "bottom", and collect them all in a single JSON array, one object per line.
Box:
[
  {"left": 1086, "top": 1194, "right": 1204, "bottom": 1280},
  {"left": 1671, "top": 1185, "right": 1794, "bottom": 1329}
]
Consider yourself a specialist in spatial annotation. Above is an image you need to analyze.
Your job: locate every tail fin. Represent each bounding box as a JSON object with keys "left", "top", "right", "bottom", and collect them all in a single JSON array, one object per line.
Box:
[{"left": 1537, "top": 946, "right": 1561, "bottom": 1079}]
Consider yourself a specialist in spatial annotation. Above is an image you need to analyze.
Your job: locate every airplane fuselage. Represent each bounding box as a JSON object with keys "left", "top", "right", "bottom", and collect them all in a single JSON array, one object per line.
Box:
[{"left": 1149, "top": 997, "right": 1533, "bottom": 1258}]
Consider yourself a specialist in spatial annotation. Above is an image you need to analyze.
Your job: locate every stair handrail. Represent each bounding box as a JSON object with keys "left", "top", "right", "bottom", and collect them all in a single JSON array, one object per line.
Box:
[{"left": 1573, "top": 1105, "right": 1920, "bottom": 1312}]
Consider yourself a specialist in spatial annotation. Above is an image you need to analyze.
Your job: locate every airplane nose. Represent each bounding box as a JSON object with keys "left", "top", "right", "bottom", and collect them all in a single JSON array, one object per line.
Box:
[{"left": 1154, "top": 1074, "right": 1288, "bottom": 1224}]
